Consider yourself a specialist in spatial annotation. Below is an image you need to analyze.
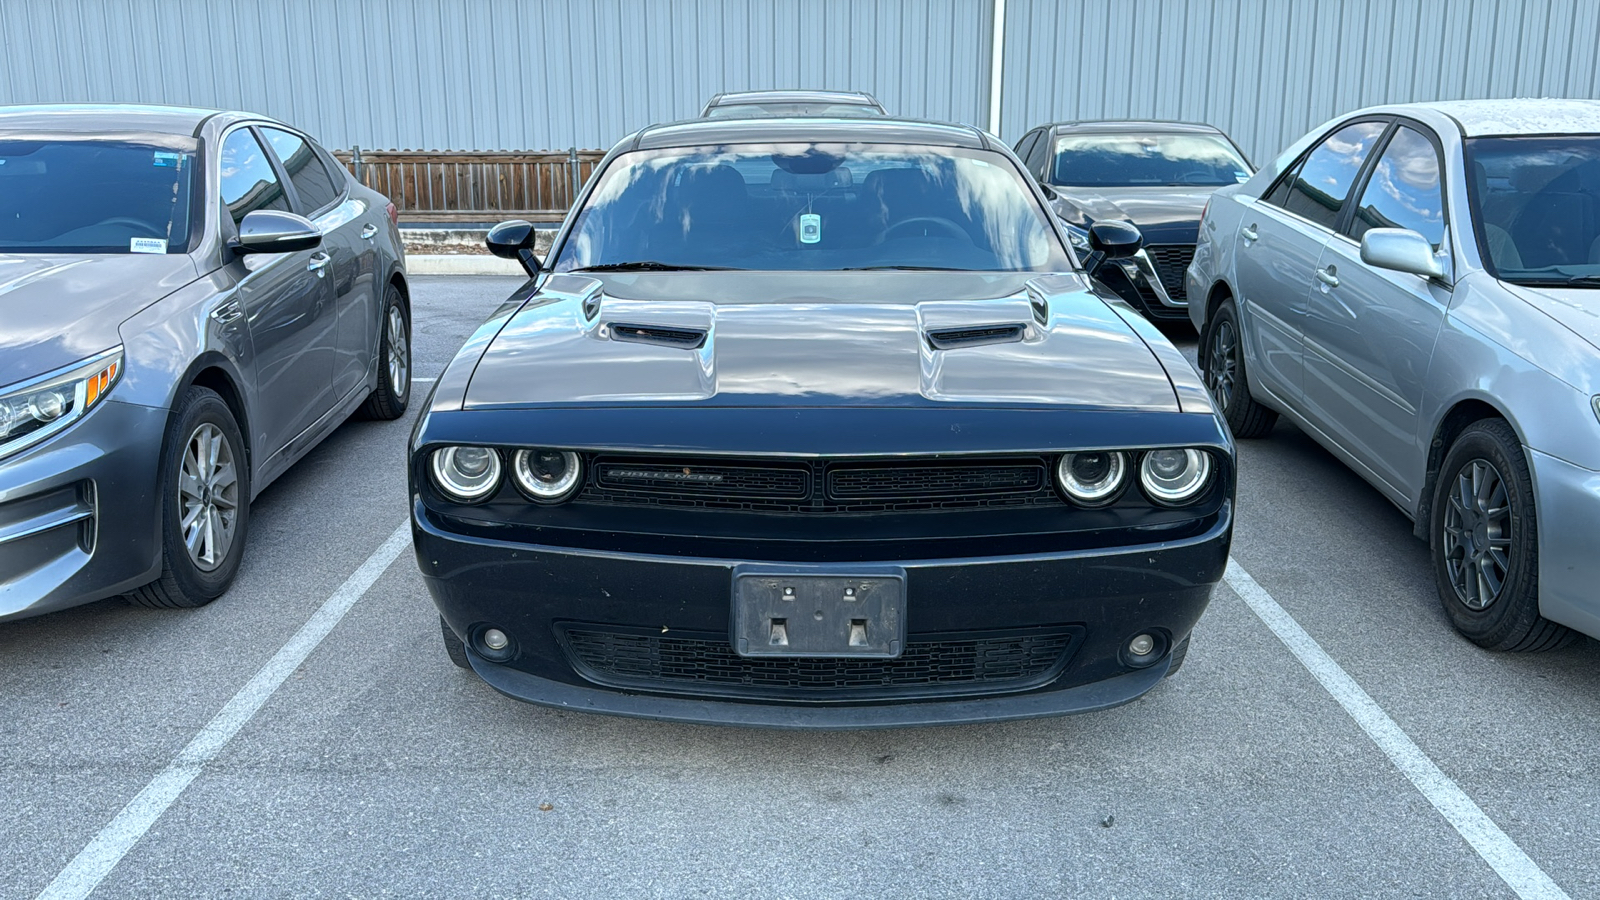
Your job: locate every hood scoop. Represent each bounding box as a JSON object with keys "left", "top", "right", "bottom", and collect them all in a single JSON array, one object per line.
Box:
[
  {"left": 608, "top": 322, "right": 709, "bottom": 349},
  {"left": 924, "top": 323, "right": 1026, "bottom": 350}
]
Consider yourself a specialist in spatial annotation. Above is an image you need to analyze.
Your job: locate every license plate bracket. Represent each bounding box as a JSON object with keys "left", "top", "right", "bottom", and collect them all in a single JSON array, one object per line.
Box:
[{"left": 732, "top": 566, "right": 905, "bottom": 658}]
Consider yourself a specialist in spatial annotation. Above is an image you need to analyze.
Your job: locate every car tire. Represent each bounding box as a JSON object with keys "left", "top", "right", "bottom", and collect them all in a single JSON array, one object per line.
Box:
[
  {"left": 1164, "top": 635, "right": 1190, "bottom": 678},
  {"left": 441, "top": 617, "right": 470, "bottom": 669},
  {"left": 1203, "top": 300, "right": 1277, "bottom": 438},
  {"left": 357, "top": 284, "right": 410, "bottom": 421},
  {"left": 1430, "top": 419, "right": 1576, "bottom": 652},
  {"left": 126, "top": 387, "right": 250, "bottom": 610}
]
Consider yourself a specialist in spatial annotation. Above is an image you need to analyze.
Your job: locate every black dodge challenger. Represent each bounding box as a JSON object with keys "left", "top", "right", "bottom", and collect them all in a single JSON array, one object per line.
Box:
[{"left": 410, "top": 116, "right": 1235, "bottom": 727}]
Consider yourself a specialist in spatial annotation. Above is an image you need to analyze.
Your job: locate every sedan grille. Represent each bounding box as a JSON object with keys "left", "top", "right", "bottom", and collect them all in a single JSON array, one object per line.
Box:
[
  {"left": 580, "top": 455, "right": 1058, "bottom": 513},
  {"left": 559, "top": 626, "right": 1079, "bottom": 700},
  {"left": 1144, "top": 244, "right": 1195, "bottom": 302}
]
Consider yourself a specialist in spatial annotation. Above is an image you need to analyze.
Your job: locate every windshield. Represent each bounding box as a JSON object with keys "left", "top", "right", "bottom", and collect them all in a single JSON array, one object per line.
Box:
[
  {"left": 0, "top": 138, "right": 198, "bottom": 253},
  {"left": 1051, "top": 133, "right": 1251, "bottom": 187},
  {"left": 1466, "top": 135, "right": 1600, "bottom": 286},
  {"left": 552, "top": 143, "right": 1069, "bottom": 273},
  {"left": 705, "top": 103, "right": 883, "bottom": 119}
]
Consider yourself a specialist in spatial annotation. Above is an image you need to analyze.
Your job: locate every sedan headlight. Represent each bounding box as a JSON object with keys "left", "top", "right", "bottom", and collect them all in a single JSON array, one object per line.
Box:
[
  {"left": 512, "top": 449, "right": 582, "bottom": 503},
  {"left": 0, "top": 348, "right": 122, "bottom": 460},
  {"left": 430, "top": 446, "right": 502, "bottom": 502},
  {"left": 1056, "top": 451, "right": 1128, "bottom": 506},
  {"left": 1139, "top": 449, "right": 1213, "bottom": 506}
]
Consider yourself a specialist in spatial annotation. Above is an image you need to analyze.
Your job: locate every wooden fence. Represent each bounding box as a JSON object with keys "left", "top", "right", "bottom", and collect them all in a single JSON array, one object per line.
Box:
[{"left": 332, "top": 149, "right": 605, "bottom": 223}]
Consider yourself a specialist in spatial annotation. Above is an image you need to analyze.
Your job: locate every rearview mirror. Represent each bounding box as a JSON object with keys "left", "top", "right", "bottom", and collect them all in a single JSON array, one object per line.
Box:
[
  {"left": 1089, "top": 221, "right": 1143, "bottom": 259},
  {"left": 233, "top": 210, "right": 321, "bottom": 255},
  {"left": 1360, "top": 228, "right": 1444, "bottom": 279},
  {"left": 487, "top": 220, "right": 542, "bottom": 277}
]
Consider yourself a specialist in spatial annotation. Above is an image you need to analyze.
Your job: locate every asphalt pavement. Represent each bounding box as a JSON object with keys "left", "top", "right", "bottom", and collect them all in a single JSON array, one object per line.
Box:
[{"left": 2, "top": 276, "right": 1596, "bottom": 899}]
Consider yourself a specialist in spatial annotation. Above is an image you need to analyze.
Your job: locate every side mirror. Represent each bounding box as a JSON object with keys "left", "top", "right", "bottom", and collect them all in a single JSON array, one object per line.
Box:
[
  {"left": 1360, "top": 228, "right": 1444, "bottom": 279},
  {"left": 1039, "top": 183, "right": 1059, "bottom": 200},
  {"left": 233, "top": 210, "right": 321, "bottom": 254},
  {"left": 1089, "top": 221, "right": 1143, "bottom": 259},
  {"left": 487, "top": 219, "right": 541, "bottom": 277}
]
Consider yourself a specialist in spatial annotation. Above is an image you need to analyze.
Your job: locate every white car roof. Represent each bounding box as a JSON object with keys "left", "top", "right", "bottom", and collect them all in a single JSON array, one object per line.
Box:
[{"left": 1396, "top": 98, "right": 1600, "bottom": 137}]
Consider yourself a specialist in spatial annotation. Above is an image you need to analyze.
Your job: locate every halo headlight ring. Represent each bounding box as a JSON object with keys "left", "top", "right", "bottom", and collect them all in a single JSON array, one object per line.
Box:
[
  {"left": 429, "top": 445, "right": 503, "bottom": 503},
  {"left": 1139, "top": 448, "right": 1213, "bottom": 506},
  {"left": 1056, "top": 450, "right": 1130, "bottom": 507},
  {"left": 512, "top": 449, "right": 583, "bottom": 504}
]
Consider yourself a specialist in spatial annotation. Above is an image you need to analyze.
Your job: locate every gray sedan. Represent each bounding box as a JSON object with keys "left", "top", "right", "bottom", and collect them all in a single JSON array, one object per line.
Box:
[
  {"left": 1187, "top": 98, "right": 1600, "bottom": 650},
  {"left": 0, "top": 104, "right": 411, "bottom": 621}
]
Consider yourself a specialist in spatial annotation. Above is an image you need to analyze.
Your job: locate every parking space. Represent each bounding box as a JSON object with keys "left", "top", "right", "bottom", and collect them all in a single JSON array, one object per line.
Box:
[{"left": 2, "top": 277, "right": 1596, "bottom": 900}]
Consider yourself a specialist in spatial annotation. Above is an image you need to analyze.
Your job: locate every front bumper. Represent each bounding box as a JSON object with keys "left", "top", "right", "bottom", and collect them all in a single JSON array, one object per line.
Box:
[
  {"left": 1530, "top": 448, "right": 1600, "bottom": 640},
  {"left": 0, "top": 400, "right": 168, "bottom": 621},
  {"left": 415, "top": 498, "right": 1231, "bottom": 727}
]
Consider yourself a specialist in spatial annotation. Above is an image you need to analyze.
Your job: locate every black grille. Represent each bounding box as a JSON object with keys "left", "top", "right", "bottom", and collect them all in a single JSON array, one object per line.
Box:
[
  {"left": 925, "top": 323, "right": 1025, "bottom": 349},
  {"left": 579, "top": 455, "right": 1059, "bottom": 513},
  {"left": 1144, "top": 244, "right": 1196, "bottom": 302},
  {"left": 559, "top": 626, "right": 1078, "bottom": 700}
]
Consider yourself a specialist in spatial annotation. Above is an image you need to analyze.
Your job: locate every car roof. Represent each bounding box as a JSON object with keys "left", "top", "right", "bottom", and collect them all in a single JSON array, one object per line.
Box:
[
  {"left": 705, "top": 90, "right": 880, "bottom": 108},
  {"left": 1042, "top": 119, "right": 1226, "bottom": 136},
  {"left": 631, "top": 116, "right": 989, "bottom": 150},
  {"left": 1363, "top": 98, "right": 1600, "bottom": 137},
  {"left": 0, "top": 103, "right": 277, "bottom": 137}
]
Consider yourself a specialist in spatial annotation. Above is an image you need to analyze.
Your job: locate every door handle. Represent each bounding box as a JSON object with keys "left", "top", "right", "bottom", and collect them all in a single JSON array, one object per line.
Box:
[
  {"left": 307, "top": 252, "right": 332, "bottom": 277},
  {"left": 1241, "top": 223, "right": 1259, "bottom": 243},
  {"left": 1316, "top": 265, "right": 1340, "bottom": 288},
  {"left": 360, "top": 223, "right": 378, "bottom": 240}
]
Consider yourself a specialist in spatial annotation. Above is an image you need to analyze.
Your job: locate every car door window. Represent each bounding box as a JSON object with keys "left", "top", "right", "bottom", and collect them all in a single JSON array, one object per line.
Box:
[
  {"left": 1347, "top": 126, "right": 1445, "bottom": 250},
  {"left": 1279, "top": 121, "right": 1388, "bottom": 230},
  {"left": 1013, "top": 131, "right": 1040, "bottom": 172},
  {"left": 219, "top": 128, "right": 290, "bottom": 227},
  {"left": 1026, "top": 135, "right": 1051, "bottom": 180},
  {"left": 260, "top": 127, "right": 342, "bottom": 215}
]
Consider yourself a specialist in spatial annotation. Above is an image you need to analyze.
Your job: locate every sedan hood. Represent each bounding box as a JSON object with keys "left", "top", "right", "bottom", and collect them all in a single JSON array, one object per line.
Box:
[
  {"left": 1502, "top": 283, "right": 1600, "bottom": 351},
  {"left": 1052, "top": 185, "right": 1221, "bottom": 245},
  {"left": 0, "top": 253, "right": 199, "bottom": 387},
  {"left": 462, "top": 272, "right": 1180, "bottom": 412}
]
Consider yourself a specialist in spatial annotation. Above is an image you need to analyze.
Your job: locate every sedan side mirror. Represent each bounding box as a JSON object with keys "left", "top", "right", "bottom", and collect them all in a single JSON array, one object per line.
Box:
[
  {"left": 233, "top": 210, "right": 322, "bottom": 255},
  {"left": 1360, "top": 228, "right": 1444, "bottom": 279},
  {"left": 1089, "top": 221, "right": 1143, "bottom": 259},
  {"left": 487, "top": 220, "right": 542, "bottom": 277}
]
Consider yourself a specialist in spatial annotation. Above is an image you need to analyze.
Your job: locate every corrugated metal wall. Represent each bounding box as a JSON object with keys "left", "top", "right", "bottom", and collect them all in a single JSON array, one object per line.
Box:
[
  {"left": 0, "top": 0, "right": 993, "bottom": 151},
  {"left": 1000, "top": 0, "right": 1600, "bottom": 164},
  {"left": 2, "top": 0, "right": 1597, "bottom": 160}
]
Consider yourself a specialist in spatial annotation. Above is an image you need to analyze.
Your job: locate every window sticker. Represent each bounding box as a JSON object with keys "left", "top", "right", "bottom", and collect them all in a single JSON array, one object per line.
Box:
[
  {"left": 799, "top": 213, "right": 822, "bottom": 244},
  {"left": 153, "top": 151, "right": 181, "bottom": 167},
  {"left": 130, "top": 237, "right": 168, "bottom": 254}
]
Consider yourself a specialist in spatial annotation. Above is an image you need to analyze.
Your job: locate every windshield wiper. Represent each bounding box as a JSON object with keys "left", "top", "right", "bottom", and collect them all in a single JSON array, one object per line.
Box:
[
  {"left": 841, "top": 265, "right": 970, "bottom": 271},
  {"left": 571, "top": 261, "right": 739, "bottom": 272},
  {"left": 1507, "top": 275, "right": 1600, "bottom": 287}
]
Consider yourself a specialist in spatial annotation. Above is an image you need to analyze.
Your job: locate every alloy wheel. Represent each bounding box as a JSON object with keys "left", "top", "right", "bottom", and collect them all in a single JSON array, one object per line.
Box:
[
  {"left": 1206, "top": 319, "right": 1238, "bottom": 410},
  {"left": 177, "top": 422, "right": 240, "bottom": 572},
  {"left": 387, "top": 304, "right": 410, "bottom": 397},
  {"left": 1441, "top": 459, "right": 1513, "bottom": 610}
]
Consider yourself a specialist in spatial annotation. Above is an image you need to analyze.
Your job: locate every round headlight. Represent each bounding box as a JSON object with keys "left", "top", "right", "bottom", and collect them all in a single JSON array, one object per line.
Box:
[
  {"left": 430, "top": 446, "right": 502, "bottom": 502},
  {"left": 512, "top": 449, "right": 582, "bottom": 503},
  {"left": 1139, "top": 449, "right": 1212, "bottom": 505},
  {"left": 1056, "top": 451, "right": 1128, "bottom": 506}
]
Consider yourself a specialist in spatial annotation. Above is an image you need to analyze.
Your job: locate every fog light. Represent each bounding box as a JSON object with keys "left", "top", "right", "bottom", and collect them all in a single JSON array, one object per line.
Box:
[
  {"left": 483, "top": 628, "right": 510, "bottom": 651},
  {"left": 1129, "top": 634, "right": 1156, "bottom": 657}
]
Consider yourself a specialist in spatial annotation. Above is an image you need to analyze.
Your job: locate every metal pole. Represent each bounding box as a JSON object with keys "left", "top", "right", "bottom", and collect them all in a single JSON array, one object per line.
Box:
[
  {"left": 352, "top": 145, "right": 363, "bottom": 181},
  {"left": 567, "top": 146, "right": 580, "bottom": 208}
]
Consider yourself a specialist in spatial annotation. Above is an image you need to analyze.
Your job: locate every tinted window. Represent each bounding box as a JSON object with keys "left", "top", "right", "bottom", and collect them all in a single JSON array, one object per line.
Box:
[
  {"left": 1280, "top": 121, "right": 1388, "bottom": 229},
  {"left": 220, "top": 129, "right": 289, "bottom": 227},
  {"left": 552, "top": 144, "right": 1069, "bottom": 273},
  {"left": 0, "top": 139, "right": 197, "bottom": 253},
  {"left": 1465, "top": 135, "right": 1600, "bottom": 283},
  {"left": 1050, "top": 133, "right": 1252, "bottom": 187},
  {"left": 261, "top": 127, "right": 342, "bottom": 214},
  {"left": 1263, "top": 159, "right": 1301, "bottom": 208},
  {"left": 1349, "top": 127, "right": 1444, "bottom": 249},
  {"left": 1013, "top": 131, "right": 1040, "bottom": 171}
]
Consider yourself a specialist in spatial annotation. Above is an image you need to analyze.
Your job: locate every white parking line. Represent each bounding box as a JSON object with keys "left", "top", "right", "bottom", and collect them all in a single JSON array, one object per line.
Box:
[
  {"left": 1225, "top": 561, "right": 1570, "bottom": 900},
  {"left": 35, "top": 522, "right": 413, "bottom": 900},
  {"left": 411, "top": 376, "right": 438, "bottom": 383}
]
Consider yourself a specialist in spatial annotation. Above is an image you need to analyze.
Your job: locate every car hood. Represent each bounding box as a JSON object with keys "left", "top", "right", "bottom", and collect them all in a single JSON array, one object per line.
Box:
[
  {"left": 461, "top": 272, "right": 1182, "bottom": 412},
  {"left": 1502, "top": 283, "right": 1600, "bottom": 351},
  {"left": 0, "top": 253, "right": 199, "bottom": 387},
  {"left": 1052, "top": 186, "right": 1221, "bottom": 245}
]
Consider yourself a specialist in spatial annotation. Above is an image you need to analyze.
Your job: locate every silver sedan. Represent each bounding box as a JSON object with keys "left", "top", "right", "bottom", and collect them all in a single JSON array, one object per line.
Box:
[{"left": 1187, "top": 98, "right": 1600, "bottom": 650}]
